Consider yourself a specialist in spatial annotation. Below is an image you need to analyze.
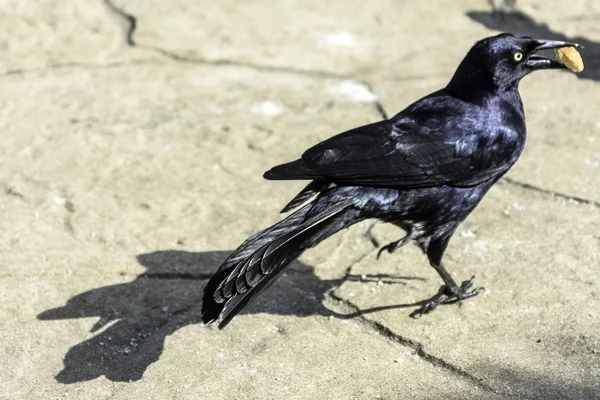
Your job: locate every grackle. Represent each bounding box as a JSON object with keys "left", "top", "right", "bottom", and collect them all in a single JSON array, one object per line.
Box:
[{"left": 202, "top": 33, "right": 582, "bottom": 328}]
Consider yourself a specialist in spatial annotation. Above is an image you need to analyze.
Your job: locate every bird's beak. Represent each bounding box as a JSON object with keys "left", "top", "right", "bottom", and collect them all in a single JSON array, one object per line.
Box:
[{"left": 526, "top": 39, "right": 584, "bottom": 70}]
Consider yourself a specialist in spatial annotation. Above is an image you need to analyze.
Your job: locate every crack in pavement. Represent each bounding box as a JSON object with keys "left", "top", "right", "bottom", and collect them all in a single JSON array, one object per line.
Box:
[
  {"left": 328, "top": 291, "right": 499, "bottom": 395},
  {"left": 141, "top": 46, "right": 390, "bottom": 120},
  {"left": 324, "top": 245, "right": 498, "bottom": 394},
  {"left": 501, "top": 177, "right": 600, "bottom": 209},
  {"left": 358, "top": 80, "right": 388, "bottom": 120},
  {"left": 0, "top": 59, "right": 162, "bottom": 79},
  {"left": 103, "top": 0, "right": 136, "bottom": 46},
  {"left": 326, "top": 240, "right": 380, "bottom": 296},
  {"left": 147, "top": 45, "right": 350, "bottom": 80},
  {"left": 100, "top": 0, "right": 344, "bottom": 80},
  {"left": 2, "top": 185, "right": 26, "bottom": 200}
]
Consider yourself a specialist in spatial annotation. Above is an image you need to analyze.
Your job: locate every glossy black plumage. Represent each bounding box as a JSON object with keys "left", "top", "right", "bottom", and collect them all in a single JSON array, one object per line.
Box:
[{"left": 202, "top": 33, "right": 582, "bottom": 328}]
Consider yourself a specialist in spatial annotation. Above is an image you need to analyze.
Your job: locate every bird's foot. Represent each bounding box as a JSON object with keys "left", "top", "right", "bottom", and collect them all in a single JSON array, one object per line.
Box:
[
  {"left": 377, "top": 237, "right": 410, "bottom": 259},
  {"left": 410, "top": 276, "right": 483, "bottom": 318}
]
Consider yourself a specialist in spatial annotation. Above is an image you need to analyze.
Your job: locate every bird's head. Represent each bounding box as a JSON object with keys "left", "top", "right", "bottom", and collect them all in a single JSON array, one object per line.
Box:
[{"left": 447, "top": 33, "right": 583, "bottom": 99}]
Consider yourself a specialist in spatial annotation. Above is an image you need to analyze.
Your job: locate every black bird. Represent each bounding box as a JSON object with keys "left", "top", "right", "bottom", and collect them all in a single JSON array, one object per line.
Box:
[{"left": 202, "top": 33, "right": 582, "bottom": 329}]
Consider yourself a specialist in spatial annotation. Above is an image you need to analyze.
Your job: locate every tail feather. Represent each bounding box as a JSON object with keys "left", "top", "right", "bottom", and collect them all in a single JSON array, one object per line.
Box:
[
  {"left": 202, "top": 201, "right": 358, "bottom": 329},
  {"left": 218, "top": 203, "right": 311, "bottom": 270},
  {"left": 201, "top": 267, "right": 235, "bottom": 325}
]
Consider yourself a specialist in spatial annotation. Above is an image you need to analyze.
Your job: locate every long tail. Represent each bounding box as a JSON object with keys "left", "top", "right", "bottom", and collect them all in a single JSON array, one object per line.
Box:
[{"left": 202, "top": 199, "right": 361, "bottom": 329}]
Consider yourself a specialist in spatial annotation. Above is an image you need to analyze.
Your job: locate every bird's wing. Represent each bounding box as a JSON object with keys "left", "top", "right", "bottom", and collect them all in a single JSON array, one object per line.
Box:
[{"left": 283, "top": 120, "right": 521, "bottom": 188}]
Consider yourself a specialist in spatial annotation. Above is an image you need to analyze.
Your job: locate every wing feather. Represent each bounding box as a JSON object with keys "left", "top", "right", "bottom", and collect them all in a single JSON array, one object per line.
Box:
[{"left": 269, "top": 119, "right": 520, "bottom": 188}]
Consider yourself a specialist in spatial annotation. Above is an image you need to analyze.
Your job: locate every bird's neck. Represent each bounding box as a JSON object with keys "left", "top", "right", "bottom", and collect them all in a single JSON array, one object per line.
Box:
[
  {"left": 497, "top": 86, "right": 527, "bottom": 136},
  {"left": 447, "top": 76, "right": 523, "bottom": 112},
  {"left": 446, "top": 62, "right": 524, "bottom": 105},
  {"left": 497, "top": 85, "right": 524, "bottom": 115},
  {"left": 446, "top": 63, "right": 496, "bottom": 104},
  {"left": 446, "top": 77, "right": 526, "bottom": 136}
]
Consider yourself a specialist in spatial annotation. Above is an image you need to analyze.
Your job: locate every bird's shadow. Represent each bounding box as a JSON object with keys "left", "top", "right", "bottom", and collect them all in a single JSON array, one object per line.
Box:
[
  {"left": 467, "top": 9, "right": 600, "bottom": 81},
  {"left": 37, "top": 250, "right": 425, "bottom": 383}
]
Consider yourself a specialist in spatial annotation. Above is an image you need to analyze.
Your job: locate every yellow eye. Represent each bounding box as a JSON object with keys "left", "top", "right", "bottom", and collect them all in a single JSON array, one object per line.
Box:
[{"left": 514, "top": 52, "right": 523, "bottom": 62}]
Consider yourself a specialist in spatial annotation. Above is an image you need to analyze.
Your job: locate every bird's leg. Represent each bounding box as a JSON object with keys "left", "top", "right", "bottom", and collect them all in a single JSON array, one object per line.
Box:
[
  {"left": 411, "top": 236, "right": 483, "bottom": 317},
  {"left": 377, "top": 226, "right": 414, "bottom": 259}
]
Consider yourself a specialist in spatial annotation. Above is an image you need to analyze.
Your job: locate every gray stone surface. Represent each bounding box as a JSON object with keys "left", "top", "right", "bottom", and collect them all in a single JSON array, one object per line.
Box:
[{"left": 0, "top": 1, "right": 598, "bottom": 399}]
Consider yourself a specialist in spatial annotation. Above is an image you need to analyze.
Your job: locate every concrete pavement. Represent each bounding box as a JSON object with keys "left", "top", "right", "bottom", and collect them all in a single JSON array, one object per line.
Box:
[{"left": 1, "top": 1, "right": 598, "bottom": 399}]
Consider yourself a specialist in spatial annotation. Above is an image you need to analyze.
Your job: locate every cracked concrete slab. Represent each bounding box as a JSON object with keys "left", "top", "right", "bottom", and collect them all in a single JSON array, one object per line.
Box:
[
  {"left": 111, "top": 0, "right": 600, "bottom": 200},
  {"left": 1, "top": 0, "right": 599, "bottom": 399},
  {"left": 111, "top": 0, "right": 492, "bottom": 77}
]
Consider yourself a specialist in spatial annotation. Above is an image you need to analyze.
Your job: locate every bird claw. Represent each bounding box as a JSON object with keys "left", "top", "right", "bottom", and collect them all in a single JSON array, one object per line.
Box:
[
  {"left": 376, "top": 237, "right": 409, "bottom": 260},
  {"left": 376, "top": 243, "right": 394, "bottom": 259},
  {"left": 457, "top": 276, "right": 484, "bottom": 300},
  {"left": 410, "top": 276, "right": 484, "bottom": 318}
]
